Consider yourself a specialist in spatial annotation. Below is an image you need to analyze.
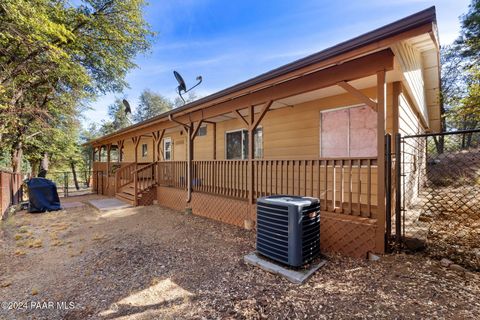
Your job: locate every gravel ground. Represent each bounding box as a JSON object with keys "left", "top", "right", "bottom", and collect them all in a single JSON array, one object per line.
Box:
[{"left": 0, "top": 195, "right": 479, "bottom": 319}]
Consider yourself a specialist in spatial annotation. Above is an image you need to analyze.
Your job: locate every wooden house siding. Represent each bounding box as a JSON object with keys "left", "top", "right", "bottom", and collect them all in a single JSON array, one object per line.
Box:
[{"left": 118, "top": 85, "right": 396, "bottom": 163}]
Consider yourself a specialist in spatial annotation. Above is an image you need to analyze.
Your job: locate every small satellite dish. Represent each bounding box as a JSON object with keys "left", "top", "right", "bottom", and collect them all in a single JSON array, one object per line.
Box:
[
  {"left": 122, "top": 99, "right": 131, "bottom": 115},
  {"left": 173, "top": 70, "right": 202, "bottom": 105}
]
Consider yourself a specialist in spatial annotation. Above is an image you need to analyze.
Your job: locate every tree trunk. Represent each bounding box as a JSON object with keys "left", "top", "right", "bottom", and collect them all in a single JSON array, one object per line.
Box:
[
  {"left": 30, "top": 160, "right": 39, "bottom": 177},
  {"left": 433, "top": 136, "right": 444, "bottom": 155},
  {"left": 70, "top": 161, "right": 80, "bottom": 190},
  {"left": 38, "top": 152, "right": 49, "bottom": 177},
  {"left": 11, "top": 142, "right": 23, "bottom": 173},
  {"left": 84, "top": 171, "right": 90, "bottom": 188}
]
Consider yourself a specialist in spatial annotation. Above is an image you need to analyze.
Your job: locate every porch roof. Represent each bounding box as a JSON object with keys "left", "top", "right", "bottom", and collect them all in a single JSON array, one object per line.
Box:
[{"left": 87, "top": 6, "right": 438, "bottom": 146}]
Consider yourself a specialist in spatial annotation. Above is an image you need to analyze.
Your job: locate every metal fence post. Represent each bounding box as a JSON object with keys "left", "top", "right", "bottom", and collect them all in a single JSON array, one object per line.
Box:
[
  {"left": 385, "top": 134, "right": 392, "bottom": 251},
  {"left": 395, "top": 133, "right": 402, "bottom": 245}
]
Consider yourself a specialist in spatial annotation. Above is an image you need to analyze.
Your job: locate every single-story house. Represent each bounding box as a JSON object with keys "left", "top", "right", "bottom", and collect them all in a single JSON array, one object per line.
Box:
[{"left": 87, "top": 7, "right": 440, "bottom": 258}]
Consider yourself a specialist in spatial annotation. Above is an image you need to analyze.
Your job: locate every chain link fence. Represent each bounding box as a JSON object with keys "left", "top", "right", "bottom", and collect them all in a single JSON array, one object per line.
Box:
[
  {"left": 47, "top": 170, "right": 99, "bottom": 197},
  {"left": 398, "top": 129, "right": 480, "bottom": 270}
]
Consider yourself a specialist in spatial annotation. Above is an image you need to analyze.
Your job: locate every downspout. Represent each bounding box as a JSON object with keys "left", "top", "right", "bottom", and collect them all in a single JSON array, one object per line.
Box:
[{"left": 168, "top": 115, "right": 192, "bottom": 203}]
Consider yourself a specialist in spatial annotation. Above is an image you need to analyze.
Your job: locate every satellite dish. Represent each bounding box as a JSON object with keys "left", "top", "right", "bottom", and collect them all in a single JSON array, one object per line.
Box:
[
  {"left": 122, "top": 99, "right": 131, "bottom": 115},
  {"left": 173, "top": 70, "right": 203, "bottom": 105},
  {"left": 174, "top": 71, "right": 187, "bottom": 93}
]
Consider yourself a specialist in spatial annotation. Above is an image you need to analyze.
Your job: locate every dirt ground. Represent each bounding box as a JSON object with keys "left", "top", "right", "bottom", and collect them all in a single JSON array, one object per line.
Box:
[{"left": 0, "top": 195, "right": 479, "bottom": 320}]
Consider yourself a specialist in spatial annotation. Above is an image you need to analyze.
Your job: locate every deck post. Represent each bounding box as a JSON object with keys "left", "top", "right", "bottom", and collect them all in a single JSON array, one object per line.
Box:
[
  {"left": 132, "top": 136, "right": 140, "bottom": 168},
  {"left": 248, "top": 105, "right": 255, "bottom": 205},
  {"left": 106, "top": 144, "right": 111, "bottom": 190},
  {"left": 212, "top": 123, "right": 217, "bottom": 160},
  {"left": 187, "top": 123, "right": 195, "bottom": 203},
  {"left": 116, "top": 140, "right": 124, "bottom": 163},
  {"left": 376, "top": 69, "right": 387, "bottom": 254},
  {"left": 152, "top": 129, "right": 165, "bottom": 162}
]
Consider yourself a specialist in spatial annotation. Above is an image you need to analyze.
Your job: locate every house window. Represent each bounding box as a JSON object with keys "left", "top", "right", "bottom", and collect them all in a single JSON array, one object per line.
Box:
[
  {"left": 111, "top": 145, "right": 119, "bottom": 162},
  {"left": 141, "top": 143, "right": 148, "bottom": 158},
  {"left": 320, "top": 105, "right": 377, "bottom": 157},
  {"left": 197, "top": 126, "right": 207, "bottom": 137},
  {"left": 225, "top": 128, "right": 263, "bottom": 159},
  {"left": 163, "top": 138, "right": 172, "bottom": 160}
]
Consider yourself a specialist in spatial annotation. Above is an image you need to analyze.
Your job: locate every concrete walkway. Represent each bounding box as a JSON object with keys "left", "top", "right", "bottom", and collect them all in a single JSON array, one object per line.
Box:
[{"left": 87, "top": 198, "right": 132, "bottom": 211}]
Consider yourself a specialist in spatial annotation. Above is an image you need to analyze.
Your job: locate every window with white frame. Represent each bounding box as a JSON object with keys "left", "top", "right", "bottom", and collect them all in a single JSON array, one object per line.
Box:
[
  {"left": 225, "top": 128, "right": 263, "bottom": 159},
  {"left": 320, "top": 105, "right": 377, "bottom": 157},
  {"left": 141, "top": 143, "right": 148, "bottom": 158},
  {"left": 163, "top": 138, "right": 172, "bottom": 160}
]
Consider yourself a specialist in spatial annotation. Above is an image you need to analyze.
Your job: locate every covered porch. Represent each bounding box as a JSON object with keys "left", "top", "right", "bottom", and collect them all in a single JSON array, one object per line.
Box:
[{"left": 91, "top": 48, "right": 399, "bottom": 256}]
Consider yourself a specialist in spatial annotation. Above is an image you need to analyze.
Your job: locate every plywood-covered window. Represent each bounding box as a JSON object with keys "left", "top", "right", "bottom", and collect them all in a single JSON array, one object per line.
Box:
[{"left": 320, "top": 105, "right": 377, "bottom": 157}]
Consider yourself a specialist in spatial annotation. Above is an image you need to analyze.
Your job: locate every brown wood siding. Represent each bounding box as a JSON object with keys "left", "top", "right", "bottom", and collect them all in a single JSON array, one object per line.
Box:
[{"left": 117, "top": 85, "right": 396, "bottom": 162}]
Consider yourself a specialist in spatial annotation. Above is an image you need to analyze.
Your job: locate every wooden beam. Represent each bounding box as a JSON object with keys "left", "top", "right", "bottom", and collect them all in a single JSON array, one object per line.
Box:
[
  {"left": 234, "top": 109, "right": 249, "bottom": 126},
  {"left": 190, "top": 120, "right": 204, "bottom": 140},
  {"left": 376, "top": 69, "right": 386, "bottom": 254},
  {"left": 337, "top": 81, "right": 377, "bottom": 110},
  {"left": 252, "top": 100, "right": 273, "bottom": 130}
]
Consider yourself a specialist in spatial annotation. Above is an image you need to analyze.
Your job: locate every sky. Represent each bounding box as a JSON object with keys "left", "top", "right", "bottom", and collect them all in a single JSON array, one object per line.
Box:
[{"left": 82, "top": 0, "right": 472, "bottom": 128}]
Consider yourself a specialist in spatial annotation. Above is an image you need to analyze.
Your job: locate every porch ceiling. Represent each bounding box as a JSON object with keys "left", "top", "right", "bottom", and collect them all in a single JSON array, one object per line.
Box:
[{"left": 207, "top": 70, "right": 403, "bottom": 123}]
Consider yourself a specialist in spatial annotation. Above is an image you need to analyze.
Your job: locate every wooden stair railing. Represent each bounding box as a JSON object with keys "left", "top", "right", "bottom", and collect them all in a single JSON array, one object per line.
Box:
[
  {"left": 115, "top": 163, "right": 137, "bottom": 194},
  {"left": 132, "top": 162, "right": 158, "bottom": 205}
]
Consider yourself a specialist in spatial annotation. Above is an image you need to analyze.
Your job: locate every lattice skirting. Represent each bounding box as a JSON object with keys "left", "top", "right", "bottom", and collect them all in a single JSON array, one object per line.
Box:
[
  {"left": 156, "top": 187, "right": 379, "bottom": 258},
  {"left": 138, "top": 186, "right": 157, "bottom": 206},
  {"left": 157, "top": 187, "right": 187, "bottom": 211},
  {"left": 191, "top": 193, "right": 253, "bottom": 228},
  {"left": 320, "top": 211, "right": 378, "bottom": 258}
]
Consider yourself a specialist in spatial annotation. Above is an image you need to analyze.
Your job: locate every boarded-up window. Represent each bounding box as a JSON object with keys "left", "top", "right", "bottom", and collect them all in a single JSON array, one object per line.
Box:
[{"left": 321, "top": 105, "right": 377, "bottom": 157}]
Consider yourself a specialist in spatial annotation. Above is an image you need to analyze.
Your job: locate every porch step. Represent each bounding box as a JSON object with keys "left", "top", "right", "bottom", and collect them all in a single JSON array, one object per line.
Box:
[
  {"left": 115, "top": 192, "right": 137, "bottom": 205},
  {"left": 115, "top": 178, "right": 157, "bottom": 206}
]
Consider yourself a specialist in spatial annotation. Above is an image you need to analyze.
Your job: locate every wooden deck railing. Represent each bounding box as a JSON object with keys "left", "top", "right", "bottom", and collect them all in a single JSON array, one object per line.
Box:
[
  {"left": 115, "top": 162, "right": 137, "bottom": 193},
  {"left": 192, "top": 160, "right": 249, "bottom": 199},
  {"left": 253, "top": 158, "right": 378, "bottom": 218},
  {"left": 158, "top": 161, "right": 188, "bottom": 189},
  {"left": 155, "top": 157, "right": 378, "bottom": 218},
  {"left": 133, "top": 162, "right": 158, "bottom": 204}
]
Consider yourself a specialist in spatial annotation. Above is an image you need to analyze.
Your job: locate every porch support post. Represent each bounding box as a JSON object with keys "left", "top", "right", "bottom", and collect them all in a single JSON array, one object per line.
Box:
[
  {"left": 392, "top": 82, "right": 401, "bottom": 137},
  {"left": 247, "top": 105, "right": 255, "bottom": 205},
  {"left": 186, "top": 122, "right": 194, "bottom": 203},
  {"left": 247, "top": 100, "right": 272, "bottom": 206},
  {"left": 212, "top": 123, "right": 217, "bottom": 160},
  {"left": 106, "top": 144, "right": 112, "bottom": 189},
  {"left": 132, "top": 136, "right": 140, "bottom": 168},
  {"left": 376, "top": 69, "right": 387, "bottom": 254},
  {"left": 116, "top": 140, "right": 124, "bottom": 163},
  {"left": 153, "top": 129, "right": 165, "bottom": 161}
]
